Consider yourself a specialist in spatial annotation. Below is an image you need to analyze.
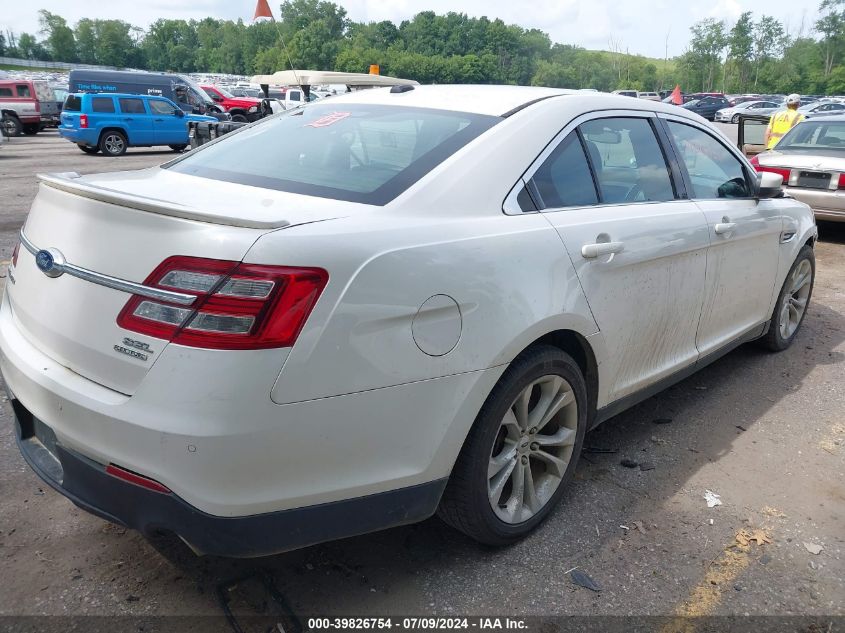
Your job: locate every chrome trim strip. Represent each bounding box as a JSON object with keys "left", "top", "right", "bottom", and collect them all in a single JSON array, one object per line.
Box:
[{"left": 19, "top": 230, "right": 197, "bottom": 307}]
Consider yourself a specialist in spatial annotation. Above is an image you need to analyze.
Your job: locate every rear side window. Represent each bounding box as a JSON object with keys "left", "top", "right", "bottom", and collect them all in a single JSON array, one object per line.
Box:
[
  {"left": 0, "top": 87, "right": 12, "bottom": 97},
  {"left": 91, "top": 97, "right": 115, "bottom": 113},
  {"left": 667, "top": 122, "right": 752, "bottom": 199},
  {"left": 118, "top": 98, "right": 146, "bottom": 114},
  {"left": 531, "top": 132, "right": 598, "bottom": 208},
  {"left": 167, "top": 104, "right": 498, "bottom": 205},
  {"left": 16, "top": 84, "right": 31, "bottom": 98},
  {"left": 64, "top": 95, "right": 82, "bottom": 111},
  {"left": 580, "top": 117, "right": 675, "bottom": 203}
]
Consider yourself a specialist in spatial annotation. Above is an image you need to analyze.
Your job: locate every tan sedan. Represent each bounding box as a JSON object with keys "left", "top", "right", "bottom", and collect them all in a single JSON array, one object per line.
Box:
[{"left": 751, "top": 115, "right": 845, "bottom": 221}]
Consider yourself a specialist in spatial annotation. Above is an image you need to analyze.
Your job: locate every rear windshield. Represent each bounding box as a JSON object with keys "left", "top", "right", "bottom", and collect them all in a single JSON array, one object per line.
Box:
[
  {"left": 166, "top": 104, "right": 498, "bottom": 205},
  {"left": 64, "top": 95, "right": 82, "bottom": 112},
  {"left": 777, "top": 121, "right": 845, "bottom": 152}
]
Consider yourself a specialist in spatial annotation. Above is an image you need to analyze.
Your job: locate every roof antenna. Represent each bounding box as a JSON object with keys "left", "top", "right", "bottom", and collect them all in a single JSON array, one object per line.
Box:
[{"left": 253, "top": 0, "right": 301, "bottom": 92}]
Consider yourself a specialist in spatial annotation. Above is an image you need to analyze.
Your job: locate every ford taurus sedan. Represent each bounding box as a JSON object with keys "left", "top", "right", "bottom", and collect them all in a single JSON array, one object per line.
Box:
[
  {"left": 1, "top": 86, "right": 816, "bottom": 557},
  {"left": 752, "top": 115, "right": 845, "bottom": 221}
]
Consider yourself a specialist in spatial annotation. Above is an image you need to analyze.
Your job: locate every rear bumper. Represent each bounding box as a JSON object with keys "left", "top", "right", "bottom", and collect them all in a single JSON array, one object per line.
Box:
[
  {"left": 58, "top": 128, "right": 94, "bottom": 144},
  {"left": 11, "top": 398, "right": 446, "bottom": 558},
  {"left": 784, "top": 187, "right": 845, "bottom": 222}
]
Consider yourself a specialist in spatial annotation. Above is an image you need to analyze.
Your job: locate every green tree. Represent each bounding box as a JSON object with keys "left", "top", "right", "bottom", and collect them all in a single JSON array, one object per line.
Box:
[
  {"left": 752, "top": 16, "right": 785, "bottom": 89},
  {"left": 688, "top": 18, "right": 727, "bottom": 91},
  {"left": 728, "top": 12, "right": 754, "bottom": 91},
  {"left": 38, "top": 10, "right": 77, "bottom": 61},
  {"left": 816, "top": 0, "right": 845, "bottom": 76}
]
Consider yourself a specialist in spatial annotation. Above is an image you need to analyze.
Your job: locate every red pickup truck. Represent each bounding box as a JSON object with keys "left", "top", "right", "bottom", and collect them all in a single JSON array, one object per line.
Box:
[
  {"left": 0, "top": 79, "right": 61, "bottom": 136},
  {"left": 200, "top": 85, "right": 262, "bottom": 123}
]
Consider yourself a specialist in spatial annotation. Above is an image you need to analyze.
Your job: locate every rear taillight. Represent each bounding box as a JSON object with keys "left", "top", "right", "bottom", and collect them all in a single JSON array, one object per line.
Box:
[
  {"left": 838, "top": 174, "right": 845, "bottom": 189},
  {"left": 755, "top": 163, "right": 792, "bottom": 182},
  {"left": 79, "top": 114, "right": 88, "bottom": 129},
  {"left": 117, "top": 256, "right": 328, "bottom": 350},
  {"left": 11, "top": 242, "right": 20, "bottom": 268}
]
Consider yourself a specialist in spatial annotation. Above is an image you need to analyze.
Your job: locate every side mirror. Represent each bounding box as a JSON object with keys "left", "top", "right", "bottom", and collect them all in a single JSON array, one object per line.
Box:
[
  {"left": 174, "top": 109, "right": 184, "bottom": 117},
  {"left": 757, "top": 171, "right": 783, "bottom": 199}
]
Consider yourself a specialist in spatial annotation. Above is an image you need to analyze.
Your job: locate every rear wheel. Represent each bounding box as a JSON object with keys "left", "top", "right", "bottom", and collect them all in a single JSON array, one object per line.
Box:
[
  {"left": 22, "top": 123, "right": 39, "bottom": 135},
  {"left": 759, "top": 245, "right": 815, "bottom": 351},
  {"left": 99, "top": 130, "right": 127, "bottom": 156},
  {"left": 2, "top": 115, "right": 22, "bottom": 137},
  {"left": 438, "top": 345, "right": 587, "bottom": 545},
  {"left": 169, "top": 144, "right": 187, "bottom": 152},
  {"left": 78, "top": 144, "right": 99, "bottom": 154}
]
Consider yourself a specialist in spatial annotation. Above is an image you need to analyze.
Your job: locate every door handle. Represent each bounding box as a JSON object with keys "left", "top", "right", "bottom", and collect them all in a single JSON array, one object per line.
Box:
[
  {"left": 581, "top": 241, "right": 624, "bottom": 259},
  {"left": 154, "top": 118, "right": 163, "bottom": 122},
  {"left": 714, "top": 222, "right": 737, "bottom": 235},
  {"left": 124, "top": 117, "right": 133, "bottom": 121}
]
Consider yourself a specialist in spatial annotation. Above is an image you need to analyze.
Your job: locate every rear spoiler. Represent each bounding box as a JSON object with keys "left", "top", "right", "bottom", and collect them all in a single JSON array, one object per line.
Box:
[{"left": 37, "top": 172, "right": 290, "bottom": 230}]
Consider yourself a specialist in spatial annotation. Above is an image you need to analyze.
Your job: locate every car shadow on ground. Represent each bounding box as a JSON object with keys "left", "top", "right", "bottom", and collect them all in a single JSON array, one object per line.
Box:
[{"left": 139, "top": 287, "right": 844, "bottom": 622}]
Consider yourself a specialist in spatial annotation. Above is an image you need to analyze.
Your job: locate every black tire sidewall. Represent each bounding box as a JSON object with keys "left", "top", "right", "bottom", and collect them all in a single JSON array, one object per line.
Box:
[
  {"left": 769, "top": 246, "right": 815, "bottom": 350},
  {"left": 468, "top": 348, "right": 587, "bottom": 541},
  {"left": 3, "top": 116, "right": 22, "bottom": 137}
]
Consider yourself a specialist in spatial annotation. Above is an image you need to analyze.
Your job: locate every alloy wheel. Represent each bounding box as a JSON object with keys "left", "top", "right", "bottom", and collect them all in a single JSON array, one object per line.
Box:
[
  {"left": 779, "top": 258, "right": 812, "bottom": 339},
  {"left": 105, "top": 134, "right": 125, "bottom": 154},
  {"left": 487, "top": 374, "right": 578, "bottom": 524}
]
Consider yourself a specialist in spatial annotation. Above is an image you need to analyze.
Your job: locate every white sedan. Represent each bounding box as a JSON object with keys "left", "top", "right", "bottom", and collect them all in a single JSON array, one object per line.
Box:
[{"left": 1, "top": 86, "right": 816, "bottom": 556}]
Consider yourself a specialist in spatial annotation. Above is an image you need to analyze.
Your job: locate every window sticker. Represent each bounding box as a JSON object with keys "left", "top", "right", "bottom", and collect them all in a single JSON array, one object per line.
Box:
[{"left": 305, "top": 111, "right": 352, "bottom": 128}]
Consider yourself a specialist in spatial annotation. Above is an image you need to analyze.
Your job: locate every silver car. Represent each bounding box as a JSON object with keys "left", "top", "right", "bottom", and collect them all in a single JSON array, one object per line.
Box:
[
  {"left": 753, "top": 115, "right": 845, "bottom": 221},
  {"left": 715, "top": 100, "right": 781, "bottom": 123}
]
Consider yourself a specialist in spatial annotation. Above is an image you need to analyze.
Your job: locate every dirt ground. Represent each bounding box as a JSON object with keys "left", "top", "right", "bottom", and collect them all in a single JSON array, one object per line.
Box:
[{"left": 0, "top": 129, "right": 843, "bottom": 632}]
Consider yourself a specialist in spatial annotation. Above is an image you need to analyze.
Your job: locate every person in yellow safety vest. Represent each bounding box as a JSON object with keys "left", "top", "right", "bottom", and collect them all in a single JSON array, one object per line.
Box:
[{"left": 765, "top": 94, "right": 805, "bottom": 149}]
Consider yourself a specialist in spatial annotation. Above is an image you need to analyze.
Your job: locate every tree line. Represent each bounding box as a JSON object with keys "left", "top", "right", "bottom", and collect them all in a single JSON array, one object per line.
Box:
[{"left": 1, "top": 0, "right": 843, "bottom": 94}]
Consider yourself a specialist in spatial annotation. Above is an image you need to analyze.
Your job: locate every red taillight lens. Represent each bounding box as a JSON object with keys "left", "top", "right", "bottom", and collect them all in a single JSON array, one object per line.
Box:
[
  {"left": 79, "top": 114, "right": 88, "bottom": 129},
  {"left": 749, "top": 154, "right": 760, "bottom": 168},
  {"left": 838, "top": 174, "right": 845, "bottom": 189},
  {"left": 755, "top": 165, "right": 791, "bottom": 182},
  {"left": 11, "top": 242, "right": 20, "bottom": 267},
  {"left": 106, "top": 464, "right": 171, "bottom": 494},
  {"left": 117, "top": 256, "right": 328, "bottom": 350}
]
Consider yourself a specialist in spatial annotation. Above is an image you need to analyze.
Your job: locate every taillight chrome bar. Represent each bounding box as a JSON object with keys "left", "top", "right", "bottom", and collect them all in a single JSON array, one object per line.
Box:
[{"left": 18, "top": 229, "right": 197, "bottom": 307}]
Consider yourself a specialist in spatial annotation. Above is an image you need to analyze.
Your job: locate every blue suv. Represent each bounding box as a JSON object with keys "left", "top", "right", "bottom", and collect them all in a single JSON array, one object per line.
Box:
[{"left": 59, "top": 93, "right": 216, "bottom": 156}]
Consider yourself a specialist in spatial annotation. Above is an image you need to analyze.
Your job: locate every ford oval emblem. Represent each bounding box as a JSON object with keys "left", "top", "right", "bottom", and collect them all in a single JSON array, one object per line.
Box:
[
  {"left": 35, "top": 250, "right": 54, "bottom": 272},
  {"left": 34, "top": 248, "right": 65, "bottom": 278}
]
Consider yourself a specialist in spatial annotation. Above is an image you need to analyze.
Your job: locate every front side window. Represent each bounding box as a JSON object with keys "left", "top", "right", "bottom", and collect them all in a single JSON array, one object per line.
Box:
[
  {"left": 580, "top": 117, "right": 676, "bottom": 203},
  {"left": 149, "top": 99, "right": 177, "bottom": 115},
  {"left": 167, "top": 104, "right": 498, "bottom": 205},
  {"left": 118, "top": 98, "right": 146, "bottom": 114},
  {"left": 531, "top": 132, "right": 598, "bottom": 208},
  {"left": 16, "top": 84, "right": 31, "bottom": 98},
  {"left": 91, "top": 97, "right": 115, "bottom": 113},
  {"left": 667, "top": 121, "right": 752, "bottom": 199},
  {"left": 0, "top": 87, "right": 12, "bottom": 97}
]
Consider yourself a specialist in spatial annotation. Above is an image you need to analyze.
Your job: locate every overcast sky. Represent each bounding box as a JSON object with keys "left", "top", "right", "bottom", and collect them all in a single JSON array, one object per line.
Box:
[{"left": 3, "top": 0, "right": 820, "bottom": 59}]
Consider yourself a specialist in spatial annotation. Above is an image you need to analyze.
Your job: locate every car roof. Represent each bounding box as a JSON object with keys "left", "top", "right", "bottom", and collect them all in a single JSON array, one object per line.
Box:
[
  {"left": 797, "top": 114, "right": 845, "bottom": 121},
  {"left": 74, "top": 92, "right": 171, "bottom": 99}
]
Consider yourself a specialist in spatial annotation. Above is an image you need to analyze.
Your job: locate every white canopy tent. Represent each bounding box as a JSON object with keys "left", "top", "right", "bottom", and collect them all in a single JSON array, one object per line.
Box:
[{"left": 250, "top": 70, "right": 418, "bottom": 98}]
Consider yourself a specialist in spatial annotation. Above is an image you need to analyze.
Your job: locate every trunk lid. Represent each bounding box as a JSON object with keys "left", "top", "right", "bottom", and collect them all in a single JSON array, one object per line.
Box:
[{"left": 7, "top": 168, "right": 354, "bottom": 395}]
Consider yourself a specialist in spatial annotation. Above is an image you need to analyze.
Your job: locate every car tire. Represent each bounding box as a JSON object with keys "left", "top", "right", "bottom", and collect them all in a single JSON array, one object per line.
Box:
[
  {"left": 77, "top": 144, "right": 99, "bottom": 154},
  {"left": 438, "top": 345, "right": 587, "bottom": 546},
  {"left": 2, "top": 115, "right": 22, "bottom": 137},
  {"left": 231, "top": 114, "right": 248, "bottom": 123},
  {"left": 759, "top": 245, "right": 815, "bottom": 352},
  {"left": 22, "top": 123, "right": 39, "bottom": 135},
  {"left": 732, "top": 114, "right": 740, "bottom": 124},
  {"left": 169, "top": 144, "right": 187, "bottom": 152},
  {"left": 99, "top": 130, "right": 128, "bottom": 156}
]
